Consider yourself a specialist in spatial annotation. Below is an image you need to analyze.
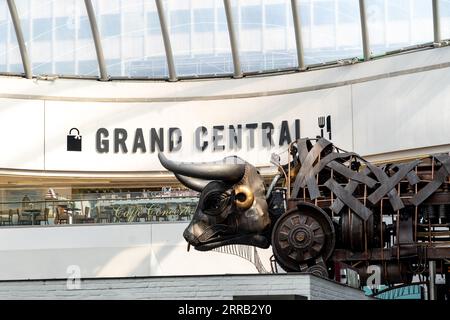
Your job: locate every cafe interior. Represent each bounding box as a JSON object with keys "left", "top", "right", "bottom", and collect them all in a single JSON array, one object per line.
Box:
[{"left": 0, "top": 184, "right": 198, "bottom": 227}]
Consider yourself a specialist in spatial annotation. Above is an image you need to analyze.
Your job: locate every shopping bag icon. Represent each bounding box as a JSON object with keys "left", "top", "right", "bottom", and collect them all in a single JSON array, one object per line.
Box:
[{"left": 67, "top": 128, "right": 82, "bottom": 152}]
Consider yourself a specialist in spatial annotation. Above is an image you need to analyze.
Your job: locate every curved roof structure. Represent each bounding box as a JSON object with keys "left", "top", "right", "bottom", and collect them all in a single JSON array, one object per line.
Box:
[{"left": 0, "top": 0, "right": 449, "bottom": 81}]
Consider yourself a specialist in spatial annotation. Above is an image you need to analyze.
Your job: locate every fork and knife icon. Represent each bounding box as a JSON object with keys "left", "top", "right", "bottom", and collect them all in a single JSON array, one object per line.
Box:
[{"left": 317, "top": 115, "right": 332, "bottom": 140}]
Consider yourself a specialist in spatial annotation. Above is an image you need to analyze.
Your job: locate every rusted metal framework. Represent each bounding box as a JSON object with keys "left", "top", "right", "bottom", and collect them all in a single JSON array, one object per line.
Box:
[{"left": 276, "top": 138, "right": 450, "bottom": 287}]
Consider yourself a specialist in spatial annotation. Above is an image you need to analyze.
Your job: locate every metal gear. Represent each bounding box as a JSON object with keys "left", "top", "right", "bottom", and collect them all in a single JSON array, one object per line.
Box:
[{"left": 271, "top": 202, "right": 335, "bottom": 272}]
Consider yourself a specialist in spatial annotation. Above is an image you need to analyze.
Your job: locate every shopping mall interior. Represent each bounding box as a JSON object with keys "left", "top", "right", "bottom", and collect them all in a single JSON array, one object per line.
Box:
[{"left": 0, "top": 0, "right": 449, "bottom": 301}]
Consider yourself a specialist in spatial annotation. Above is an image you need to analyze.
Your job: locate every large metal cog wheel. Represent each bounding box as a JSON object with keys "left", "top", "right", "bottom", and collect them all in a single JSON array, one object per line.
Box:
[{"left": 271, "top": 202, "right": 335, "bottom": 272}]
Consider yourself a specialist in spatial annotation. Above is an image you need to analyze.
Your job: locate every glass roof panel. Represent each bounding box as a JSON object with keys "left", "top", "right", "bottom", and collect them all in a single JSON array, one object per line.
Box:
[
  {"left": 91, "top": 0, "right": 168, "bottom": 78},
  {"left": 366, "top": 0, "right": 433, "bottom": 56},
  {"left": 15, "top": 0, "right": 98, "bottom": 77},
  {"left": 298, "top": 0, "right": 363, "bottom": 65},
  {"left": 0, "top": 0, "right": 445, "bottom": 79},
  {"left": 230, "top": 0, "right": 297, "bottom": 73},
  {"left": 0, "top": 0, "right": 24, "bottom": 73},
  {"left": 165, "top": 0, "right": 233, "bottom": 77},
  {"left": 441, "top": 0, "right": 450, "bottom": 40}
]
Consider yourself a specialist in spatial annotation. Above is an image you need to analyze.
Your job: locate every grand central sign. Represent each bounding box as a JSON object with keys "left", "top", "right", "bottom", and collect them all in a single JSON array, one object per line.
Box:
[
  {"left": 94, "top": 119, "right": 301, "bottom": 153},
  {"left": 0, "top": 87, "right": 354, "bottom": 172}
]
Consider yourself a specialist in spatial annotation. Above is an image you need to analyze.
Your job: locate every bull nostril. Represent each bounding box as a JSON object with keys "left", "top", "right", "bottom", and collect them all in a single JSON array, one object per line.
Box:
[{"left": 183, "top": 229, "right": 199, "bottom": 245}]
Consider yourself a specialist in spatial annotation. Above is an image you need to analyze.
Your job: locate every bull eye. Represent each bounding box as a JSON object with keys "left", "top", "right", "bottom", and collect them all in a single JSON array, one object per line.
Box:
[
  {"left": 235, "top": 193, "right": 247, "bottom": 202},
  {"left": 203, "top": 191, "right": 229, "bottom": 216},
  {"left": 234, "top": 185, "right": 254, "bottom": 210}
]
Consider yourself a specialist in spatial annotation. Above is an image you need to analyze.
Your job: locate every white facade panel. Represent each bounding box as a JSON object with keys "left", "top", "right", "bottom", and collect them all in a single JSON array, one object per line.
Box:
[
  {"left": 0, "top": 223, "right": 271, "bottom": 280},
  {"left": 0, "top": 99, "right": 45, "bottom": 170},
  {"left": 352, "top": 68, "right": 450, "bottom": 156}
]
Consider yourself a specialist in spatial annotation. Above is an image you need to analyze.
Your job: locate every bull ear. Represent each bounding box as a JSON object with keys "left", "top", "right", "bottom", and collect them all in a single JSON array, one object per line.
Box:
[
  {"left": 175, "top": 174, "right": 211, "bottom": 192},
  {"left": 158, "top": 153, "right": 245, "bottom": 182}
]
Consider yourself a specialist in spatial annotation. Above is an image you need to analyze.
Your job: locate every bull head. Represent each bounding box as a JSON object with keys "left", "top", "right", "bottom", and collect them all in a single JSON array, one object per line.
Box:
[{"left": 158, "top": 153, "right": 271, "bottom": 251}]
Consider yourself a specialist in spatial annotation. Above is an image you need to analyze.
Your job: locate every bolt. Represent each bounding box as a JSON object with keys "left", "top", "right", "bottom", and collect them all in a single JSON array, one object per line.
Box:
[{"left": 295, "top": 231, "right": 306, "bottom": 242}]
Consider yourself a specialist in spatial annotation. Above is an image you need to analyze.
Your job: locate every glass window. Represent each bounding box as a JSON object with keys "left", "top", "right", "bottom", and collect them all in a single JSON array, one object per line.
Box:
[
  {"left": 217, "top": 7, "right": 228, "bottom": 32},
  {"left": 299, "top": 2, "right": 311, "bottom": 25},
  {"left": 105, "top": 59, "right": 121, "bottom": 76},
  {"left": 93, "top": 0, "right": 168, "bottom": 78},
  {"left": 410, "top": 0, "right": 433, "bottom": 44},
  {"left": 78, "top": 59, "right": 98, "bottom": 75},
  {"left": 123, "top": 12, "right": 144, "bottom": 38},
  {"left": 265, "top": 3, "right": 286, "bottom": 28},
  {"left": 9, "top": 64, "right": 24, "bottom": 73},
  {"left": 366, "top": 0, "right": 433, "bottom": 56},
  {"left": 443, "top": 0, "right": 450, "bottom": 17},
  {"left": 1, "top": 0, "right": 438, "bottom": 79},
  {"left": 32, "top": 62, "right": 52, "bottom": 75},
  {"left": 168, "top": 0, "right": 233, "bottom": 77},
  {"left": 55, "top": 17, "right": 76, "bottom": 41},
  {"left": 387, "top": 0, "right": 409, "bottom": 21},
  {"left": 147, "top": 11, "right": 161, "bottom": 34},
  {"left": 299, "top": 0, "right": 362, "bottom": 65},
  {"left": 0, "top": 187, "right": 198, "bottom": 226},
  {"left": 55, "top": 61, "right": 75, "bottom": 74},
  {"left": 0, "top": 0, "right": 23, "bottom": 74},
  {"left": 78, "top": 16, "right": 92, "bottom": 39},
  {"left": 32, "top": 18, "right": 52, "bottom": 42},
  {"left": 234, "top": 0, "right": 297, "bottom": 72},
  {"left": 0, "top": 20, "right": 6, "bottom": 42},
  {"left": 194, "top": 8, "right": 214, "bottom": 33},
  {"left": 313, "top": 1, "right": 335, "bottom": 25},
  {"left": 241, "top": 5, "right": 262, "bottom": 29},
  {"left": 412, "top": 0, "right": 432, "bottom": 19},
  {"left": 15, "top": 0, "right": 98, "bottom": 76},
  {"left": 366, "top": 0, "right": 384, "bottom": 21},
  {"left": 441, "top": 0, "right": 450, "bottom": 39},
  {"left": 170, "top": 10, "right": 190, "bottom": 33},
  {"left": 100, "top": 14, "right": 121, "bottom": 37},
  {"left": 338, "top": 0, "right": 359, "bottom": 23}
]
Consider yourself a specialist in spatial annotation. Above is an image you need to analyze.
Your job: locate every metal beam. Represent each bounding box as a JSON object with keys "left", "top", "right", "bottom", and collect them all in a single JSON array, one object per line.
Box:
[
  {"left": 432, "top": 0, "right": 441, "bottom": 43},
  {"left": 6, "top": 0, "right": 32, "bottom": 79},
  {"left": 223, "top": 0, "right": 242, "bottom": 78},
  {"left": 358, "top": 0, "right": 371, "bottom": 61},
  {"left": 155, "top": 0, "right": 177, "bottom": 82},
  {"left": 429, "top": 260, "right": 437, "bottom": 300},
  {"left": 84, "top": 0, "right": 108, "bottom": 81},
  {"left": 291, "top": 0, "right": 305, "bottom": 70}
]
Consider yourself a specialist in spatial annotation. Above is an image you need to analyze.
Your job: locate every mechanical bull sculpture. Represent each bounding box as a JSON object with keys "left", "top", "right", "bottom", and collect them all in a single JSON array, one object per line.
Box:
[{"left": 159, "top": 138, "right": 450, "bottom": 295}]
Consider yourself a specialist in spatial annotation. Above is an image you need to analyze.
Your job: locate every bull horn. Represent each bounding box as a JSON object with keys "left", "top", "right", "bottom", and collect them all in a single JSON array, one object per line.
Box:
[
  {"left": 175, "top": 174, "right": 211, "bottom": 192},
  {"left": 234, "top": 185, "right": 254, "bottom": 209},
  {"left": 158, "top": 153, "right": 245, "bottom": 181}
]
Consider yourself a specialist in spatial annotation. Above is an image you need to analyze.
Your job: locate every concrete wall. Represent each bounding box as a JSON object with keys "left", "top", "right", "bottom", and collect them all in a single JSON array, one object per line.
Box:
[
  {"left": 0, "top": 274, "right": 372, "bottom": 300},
  {"left": 0, "top": 222, "right": 273, "bottom": 281}
]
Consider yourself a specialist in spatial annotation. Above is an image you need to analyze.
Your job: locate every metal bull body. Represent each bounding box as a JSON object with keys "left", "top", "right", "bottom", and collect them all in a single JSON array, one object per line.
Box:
[{"left": 159, "top": 138, "right": 450, "bottom": 293}]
